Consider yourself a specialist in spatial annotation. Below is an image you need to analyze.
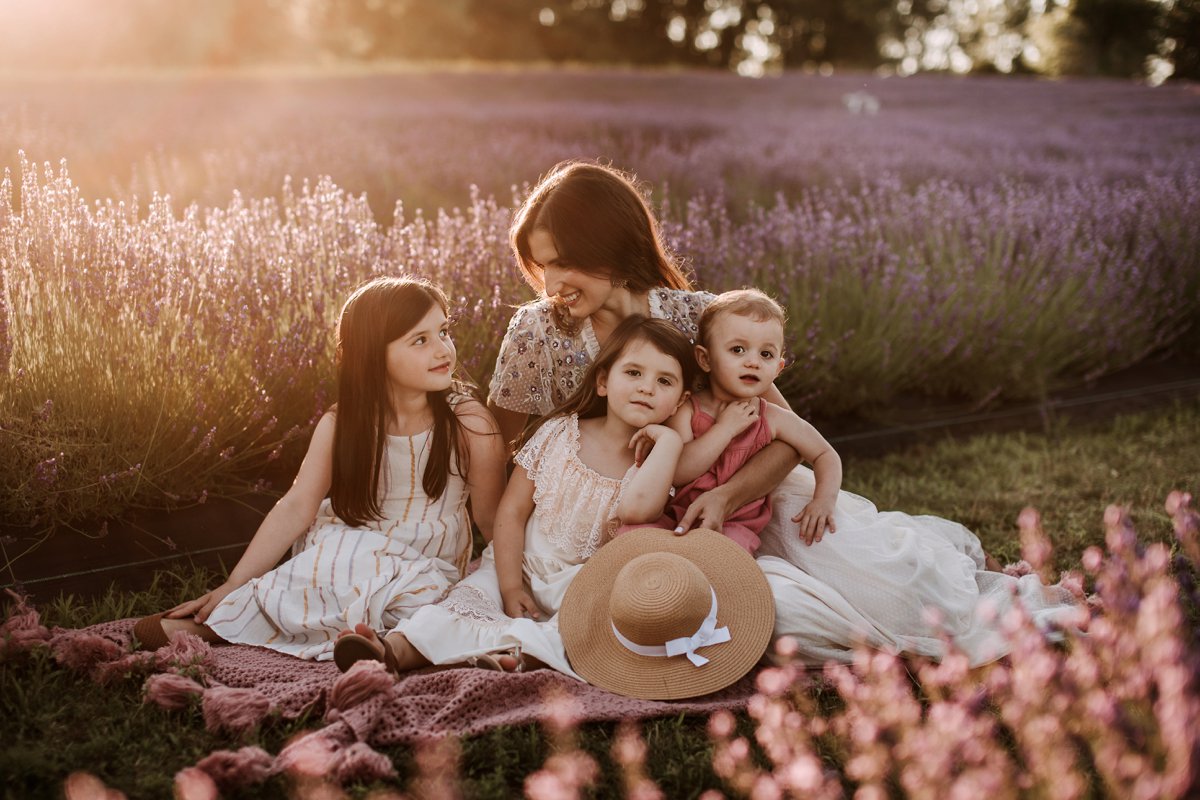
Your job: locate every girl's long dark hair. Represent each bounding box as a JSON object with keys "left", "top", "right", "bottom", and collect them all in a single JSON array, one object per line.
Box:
[
  {"left": 511, "top": 160, "right": 694, "bottom": 333},
  {"left": 517, "top": 315, "right": 698, "bottom": 450},
  {"left": 330, "top": 276, "right": 472, "bottom": 527}
]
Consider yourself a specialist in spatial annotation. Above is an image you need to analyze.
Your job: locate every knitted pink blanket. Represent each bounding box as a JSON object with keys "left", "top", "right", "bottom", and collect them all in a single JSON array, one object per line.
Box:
[{"left": 62, "top": 618, "right": 755, "bottom": 745}]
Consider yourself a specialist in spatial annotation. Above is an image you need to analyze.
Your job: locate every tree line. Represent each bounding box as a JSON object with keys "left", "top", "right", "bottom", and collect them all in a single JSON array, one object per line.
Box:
[{"left": 1, "top": 0, "right": 1196, "bottom": 80}]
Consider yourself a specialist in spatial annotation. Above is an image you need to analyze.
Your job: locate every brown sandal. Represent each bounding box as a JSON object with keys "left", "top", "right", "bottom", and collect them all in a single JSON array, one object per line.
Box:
[
  {"left": 333, "top": 631, "right": 403, "bottom": 675},
  {"left": 132, "top": 612, "right": 223, "bottom": 651},
  {"left": 467, "top": 645, "right": 525, "bottom": 673}
]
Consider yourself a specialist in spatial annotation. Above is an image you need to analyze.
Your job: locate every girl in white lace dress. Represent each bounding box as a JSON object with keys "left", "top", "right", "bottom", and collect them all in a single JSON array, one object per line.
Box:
[
  {"left": 134, "top": 278, "right": 507, "bottom": 661},
  {"left": 334, "top": 316, "right": 697, "bottom": 676}
]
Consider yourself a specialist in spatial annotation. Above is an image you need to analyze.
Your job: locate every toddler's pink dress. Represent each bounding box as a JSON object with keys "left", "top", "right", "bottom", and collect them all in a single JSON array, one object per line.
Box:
[{"left": 651, "top": 397, "right": 773, "bottom": 554}]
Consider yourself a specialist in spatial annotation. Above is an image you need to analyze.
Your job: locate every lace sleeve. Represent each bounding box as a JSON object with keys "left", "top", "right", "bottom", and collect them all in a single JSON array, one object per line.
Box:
[
  {"left": 487, "top": 302, "right": 557, "bottom": 416},
  {"left": 513, "top": 415, "right": 573, "bottom": 485}
]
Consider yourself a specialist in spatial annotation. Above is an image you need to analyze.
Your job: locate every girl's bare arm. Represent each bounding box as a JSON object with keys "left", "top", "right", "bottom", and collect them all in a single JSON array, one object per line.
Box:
[
  {"left": 492, "top": 466, "right": 541, "bottom": 619},
  {"left": 619, "top": 425, "right": 684, "bottom": 524},
  {"left": 168, "top": 411, "right": 336, "bottom": 622},
  {"left": 457, "top": 398, "right": 508, "bottom": 542}
]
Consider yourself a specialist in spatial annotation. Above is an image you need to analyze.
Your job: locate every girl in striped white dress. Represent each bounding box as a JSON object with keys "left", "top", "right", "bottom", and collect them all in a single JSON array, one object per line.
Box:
[{"left": 132, "top": 277, "right": 507, "bottom": 661}]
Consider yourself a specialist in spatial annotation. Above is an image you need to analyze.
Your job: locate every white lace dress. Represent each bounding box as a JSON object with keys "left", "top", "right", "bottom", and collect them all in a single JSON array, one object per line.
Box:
[
  {"left": 488, "top": 287, "right": 714, "bottom": 416},
  {"left": 756, "top": 467, "right": 1081, "bottom": 667},
  {"left": 398, "top": 415, "right": 632, "bottom": 678},
  {"left": 204, "top": 426, "right": 471, "bottom": 661}
]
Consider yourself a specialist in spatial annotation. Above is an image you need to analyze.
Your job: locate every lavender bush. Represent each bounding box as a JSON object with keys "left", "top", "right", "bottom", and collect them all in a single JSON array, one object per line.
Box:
[
  {"left": 1, "top": 71, "right": 1198, "bottom": 530},
  {"left": 678, "top": 174, "right": 1200, "bottom": 408},
  {"left": 2, "top": 72, "right": 1197, "bottom": 214},
  {"left": 1, "top": 158, "right": 520, "bottom": 529}
]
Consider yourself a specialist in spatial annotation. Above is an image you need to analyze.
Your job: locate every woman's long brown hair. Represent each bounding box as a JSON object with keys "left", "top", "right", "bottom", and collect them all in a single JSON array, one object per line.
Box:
[
  {"left": 330, "top": 276, "right": 473, "bottom": 527},
  {"left": 517, "top": 315, "right": 698, "bottom": 450},
  {"left": 511, "top": 160, "right": 694, "bottom": 333}
]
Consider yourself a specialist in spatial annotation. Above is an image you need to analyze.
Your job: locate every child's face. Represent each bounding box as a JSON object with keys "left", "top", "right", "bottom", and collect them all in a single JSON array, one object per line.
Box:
[
  {"left": 384, "top": 305, "right": 456, "bottom": 395},
  {"left": 697, "top": 313, "right": 784, "bottom": 400},
  {"left": 597, "top": 339, "right": 688, "bottom": 428}
]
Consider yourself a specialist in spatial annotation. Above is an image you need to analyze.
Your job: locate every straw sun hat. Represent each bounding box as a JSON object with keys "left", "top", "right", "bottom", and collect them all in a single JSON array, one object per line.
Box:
[{"left": 559, "top": 527, "right": 774, "bottom": 700}]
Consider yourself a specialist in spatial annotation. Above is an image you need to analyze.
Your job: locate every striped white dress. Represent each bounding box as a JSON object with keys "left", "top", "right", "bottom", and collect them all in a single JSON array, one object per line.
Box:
[{"left": 205, "top": 426, "right": 471, "bottom": 661}]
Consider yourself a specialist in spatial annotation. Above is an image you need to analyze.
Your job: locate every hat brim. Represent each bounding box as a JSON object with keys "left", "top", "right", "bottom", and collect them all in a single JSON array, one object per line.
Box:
[{"left": 560, "top": 527, "right": 774, "bottom": 700}]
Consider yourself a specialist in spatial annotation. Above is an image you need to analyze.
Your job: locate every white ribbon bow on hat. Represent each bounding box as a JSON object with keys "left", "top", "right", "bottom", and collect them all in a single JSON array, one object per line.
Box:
[{"left": 611, "top": 588, "right": 731, "bottom": 667}]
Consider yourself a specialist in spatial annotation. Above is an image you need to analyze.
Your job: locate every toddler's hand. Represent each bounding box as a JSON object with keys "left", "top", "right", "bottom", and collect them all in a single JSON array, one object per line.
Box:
[
  {"left": 792, "top": 498, "right": 837, "bottom": 546},
  {"left": 715, "top": 400, "right": 760, "bottom": 436},
  {"left": 502, "top": 588, "right": 543, "bottom": 621}
]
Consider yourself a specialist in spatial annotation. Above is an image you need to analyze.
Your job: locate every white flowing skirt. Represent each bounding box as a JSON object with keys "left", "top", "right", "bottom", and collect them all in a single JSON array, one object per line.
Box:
[
  {"left": 398, "top": 539, "right": 583, "bottom": 679},
  {"left": 206, "top": 520, "right": 460, "bottom": 661},
  {"left": 757, "top": 466, "right": 1080, "bottom": 667}
]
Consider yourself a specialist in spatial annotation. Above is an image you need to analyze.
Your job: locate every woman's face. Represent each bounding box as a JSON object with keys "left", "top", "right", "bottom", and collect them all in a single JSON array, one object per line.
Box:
[{"left": 528, "top": 228, "right": 617, "bottom": 321}]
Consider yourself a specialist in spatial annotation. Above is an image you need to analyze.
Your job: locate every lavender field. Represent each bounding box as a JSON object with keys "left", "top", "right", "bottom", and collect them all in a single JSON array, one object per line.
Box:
[{"left": 2, "top": 70, "right": 1199, "bottom": 530}]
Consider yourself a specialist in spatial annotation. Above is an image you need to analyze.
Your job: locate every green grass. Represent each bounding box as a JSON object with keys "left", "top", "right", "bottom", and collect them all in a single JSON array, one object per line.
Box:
[
  {"left": 2, "top": 399, "right": 1197, "bottom": 799},
  {"left": 842, "top": 399, "right": 1200, "bottom": 571}
]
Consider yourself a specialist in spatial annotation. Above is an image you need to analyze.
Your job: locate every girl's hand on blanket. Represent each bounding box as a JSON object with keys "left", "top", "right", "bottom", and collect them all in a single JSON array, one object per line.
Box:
[
  {"left": 502, "top": 588, "right": 543, "bottom": 621},
  {"left": 792, "top": 498, "right": 837, "bottom": 545},
  {"left": 167, "top": 581, "right": 236, "bottom": 624}
]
